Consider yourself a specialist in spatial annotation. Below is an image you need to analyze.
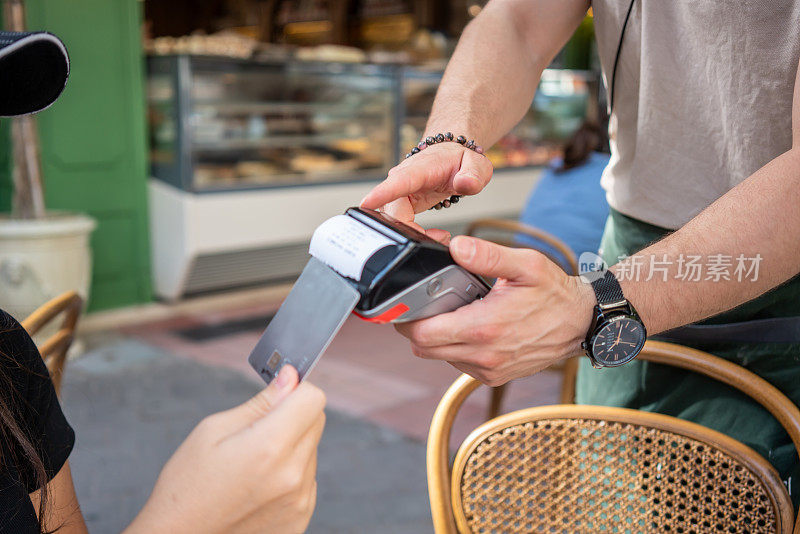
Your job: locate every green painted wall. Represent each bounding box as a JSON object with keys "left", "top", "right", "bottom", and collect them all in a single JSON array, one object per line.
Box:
[{"left": 1, "top": 0, "right": 152, "bottom": 311}]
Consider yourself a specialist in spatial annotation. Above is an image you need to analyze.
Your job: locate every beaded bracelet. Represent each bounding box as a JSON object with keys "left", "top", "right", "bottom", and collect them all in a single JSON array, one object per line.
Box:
[{"left": 403, "top": 132, "right": 485, "bottom": 210}]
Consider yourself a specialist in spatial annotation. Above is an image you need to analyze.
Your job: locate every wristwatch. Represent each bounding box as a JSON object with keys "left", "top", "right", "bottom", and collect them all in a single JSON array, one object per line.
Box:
[{"left": 582, "top": 270, "right": 647, "bottom": 368}]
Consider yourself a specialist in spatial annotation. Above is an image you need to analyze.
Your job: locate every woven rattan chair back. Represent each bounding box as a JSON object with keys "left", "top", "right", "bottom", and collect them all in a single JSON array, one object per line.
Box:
[
  {"left": 21, "top": 291, "right": 83, "bottom": 394},
  {"left": 428, "top": 341, "right": 800, "bottom": 534}
]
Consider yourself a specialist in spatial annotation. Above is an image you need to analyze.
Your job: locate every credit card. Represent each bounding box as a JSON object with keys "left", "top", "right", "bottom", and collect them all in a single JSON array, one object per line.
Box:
[{"left": 248, "top": 257, "right": 360, "bottom": 384}]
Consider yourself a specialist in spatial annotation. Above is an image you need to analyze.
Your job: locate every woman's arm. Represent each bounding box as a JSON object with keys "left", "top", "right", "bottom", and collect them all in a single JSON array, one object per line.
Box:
[
  {"left": 30, "top": 366, "right": 325, "bottom": 534},
  {"left": 30, "top": 461, "right": 88, "bottom": 534},
  {"left": 124, "top": 366, "right": 325, "bottom": 534}
]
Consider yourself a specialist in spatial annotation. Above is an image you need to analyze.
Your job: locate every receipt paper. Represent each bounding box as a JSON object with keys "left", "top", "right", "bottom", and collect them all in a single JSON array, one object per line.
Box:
[{"left": 309, "top": 214, "right": 394, "bottom": 280}]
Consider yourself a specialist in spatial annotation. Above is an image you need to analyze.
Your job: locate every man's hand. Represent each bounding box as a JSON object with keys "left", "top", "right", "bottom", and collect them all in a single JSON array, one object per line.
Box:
[
  {"left": 125, "top": 366, "right": 326, "bottom": 534},
  {"left": 396, "top": 236, "right": 595, "bottom": 386},
  {"left": 360, "top": 142, "right": 493, "bottom": 226}
]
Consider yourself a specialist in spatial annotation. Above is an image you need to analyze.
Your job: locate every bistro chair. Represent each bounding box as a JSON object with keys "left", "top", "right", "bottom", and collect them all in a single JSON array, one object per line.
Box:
[
  {"left": 428, "top": 340, "right": 800, "bottom": 533},
  {"left": 465, "top": 218, "right": 580, "bottom": 418},
  {"left": 21, "top": 291, "right": 83, "bottom": 394}
]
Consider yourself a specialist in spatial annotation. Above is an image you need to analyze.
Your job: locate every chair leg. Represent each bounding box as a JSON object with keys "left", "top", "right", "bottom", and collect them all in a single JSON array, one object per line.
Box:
[
  {"left": 560, "top": 357, "right": 579, "bottom": 404},
  {"left": 488, "top": 384, "right": 507, "bottom": 420}
]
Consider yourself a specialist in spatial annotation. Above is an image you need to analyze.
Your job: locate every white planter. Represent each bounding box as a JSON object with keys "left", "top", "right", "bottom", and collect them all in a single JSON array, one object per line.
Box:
[{"left": 0, "top": 212, "right": 96, "bottom": 321}]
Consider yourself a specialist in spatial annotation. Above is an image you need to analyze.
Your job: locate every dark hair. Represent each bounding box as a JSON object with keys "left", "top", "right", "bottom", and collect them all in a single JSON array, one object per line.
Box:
[
  {"left": 0, "top": 334, "right": 52, "bottom": 533},
  {"left": 556, "top": 121, "right": 608, "bottom": 173}
]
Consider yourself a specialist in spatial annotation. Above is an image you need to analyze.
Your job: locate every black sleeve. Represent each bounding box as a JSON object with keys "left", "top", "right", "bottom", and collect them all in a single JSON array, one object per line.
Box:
[{"left": 0, "top": 309, "right": 75, "bottom": 492}]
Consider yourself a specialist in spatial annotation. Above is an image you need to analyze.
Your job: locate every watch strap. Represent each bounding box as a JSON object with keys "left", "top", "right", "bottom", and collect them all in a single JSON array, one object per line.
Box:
[{"left": 591, "top": 270, "right": 626, "bottom": 308}]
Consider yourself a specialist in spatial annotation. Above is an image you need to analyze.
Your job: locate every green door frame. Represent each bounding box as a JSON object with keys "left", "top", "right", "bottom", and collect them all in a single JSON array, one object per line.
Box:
[{"left": 1, "top": 0, "right": 152, "bottom": 311}]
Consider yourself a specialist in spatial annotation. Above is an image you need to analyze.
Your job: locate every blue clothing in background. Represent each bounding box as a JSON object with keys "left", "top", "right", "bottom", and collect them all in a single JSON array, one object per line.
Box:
[{"left": 518, "top": 152, "right": 610, "bottom": 271}]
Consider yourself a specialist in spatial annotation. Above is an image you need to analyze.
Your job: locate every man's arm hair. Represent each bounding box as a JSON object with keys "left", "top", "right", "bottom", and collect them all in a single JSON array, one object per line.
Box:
[
  {"left": 613, "top": 58, "right": 800, "bottom": 334},
  {"left": 425, "top": 0, "right": 590, "bottom": 146}
]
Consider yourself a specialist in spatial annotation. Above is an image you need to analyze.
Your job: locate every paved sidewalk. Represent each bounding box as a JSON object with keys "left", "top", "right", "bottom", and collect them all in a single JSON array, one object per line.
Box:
[
  {"left": 121, "top": 305, "right": 565, "bottom": 449},
  {"left": 67, "top": 294, "right": 564, "bottom": 532},
  {"left": 62, "top": 337, "right": 432, "bottom": 533}
]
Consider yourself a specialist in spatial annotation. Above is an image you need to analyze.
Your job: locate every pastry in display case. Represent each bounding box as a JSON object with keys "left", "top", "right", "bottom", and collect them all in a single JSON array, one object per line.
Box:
[
  {"left": 400, "top": 67, "right": 597, "bottom": 170},
  {"left": 147, "top": 55, "right": 397, "bottom": 192}
]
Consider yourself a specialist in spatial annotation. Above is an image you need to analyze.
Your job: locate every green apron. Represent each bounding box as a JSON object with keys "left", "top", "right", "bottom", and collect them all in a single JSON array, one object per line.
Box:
[{"left": 576, "top": 208, "right": 800, "bottom": 506}]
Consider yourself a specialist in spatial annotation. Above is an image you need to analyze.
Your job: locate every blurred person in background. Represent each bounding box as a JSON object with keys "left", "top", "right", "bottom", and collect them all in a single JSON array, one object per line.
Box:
[
  {"left": 361, "top": 0, "right": 800, "bottom": 505},
  {"left": 517, "top": 121, "right": 610, "bottom": 271}
]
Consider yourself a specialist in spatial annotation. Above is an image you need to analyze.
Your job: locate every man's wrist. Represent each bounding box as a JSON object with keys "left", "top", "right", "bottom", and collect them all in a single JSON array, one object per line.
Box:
[
  {"left": 569, "top": 275, "right": 597, "bottom": 354},
  {"left": 408, "top": 131, "right": 485, "bottom": 159},
  {"left": 423, "top": 122, "right": 483, "bottom": 144},
  {"left": 610, "top": 263, "right": 657, "bottom": 335}
]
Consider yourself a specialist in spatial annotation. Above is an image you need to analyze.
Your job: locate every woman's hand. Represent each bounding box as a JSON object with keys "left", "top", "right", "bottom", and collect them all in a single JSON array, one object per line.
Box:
[
  {"left": 396, "top": 236, "right": 596, "bottom": 385},
  {"left": 360, "top": 142, "right": 493, "bottom": 226},
  {"left": 125, "top": 366, "right": 325, "bottom": 534}
]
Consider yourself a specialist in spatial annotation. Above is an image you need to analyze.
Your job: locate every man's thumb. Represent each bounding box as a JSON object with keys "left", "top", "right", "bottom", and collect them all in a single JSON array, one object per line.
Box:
[
  {"left": 452, "top": 149, "right": 492, "bottom": 195},
  {"left": 450, "top": 236, "right": 538, "bottom": 283}
]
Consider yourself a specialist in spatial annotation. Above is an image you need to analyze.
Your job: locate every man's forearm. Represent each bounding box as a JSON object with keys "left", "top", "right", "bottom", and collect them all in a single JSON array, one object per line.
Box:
[
  {"left": 613, "top": 148, "right": 800, "bottom": 334},
  {"left": 425, "top": 0, "right": 588, "bottom": 146}
]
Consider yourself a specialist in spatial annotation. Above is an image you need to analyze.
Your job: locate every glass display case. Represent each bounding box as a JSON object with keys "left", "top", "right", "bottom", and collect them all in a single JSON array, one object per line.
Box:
[
  {"left": 145, "top": 56, "right": 599, "bottom": 300},
  {"left": 401, "top": 67, "right": 598, "bottom": 170},
  {"left": 147, "top": 55, "right": 398, "bottom": 192},
  {"left": 147, "top": 56, "right": 598, "bottom": 193}
]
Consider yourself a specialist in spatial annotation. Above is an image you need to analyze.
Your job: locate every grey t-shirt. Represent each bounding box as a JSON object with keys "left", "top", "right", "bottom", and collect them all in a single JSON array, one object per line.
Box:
[{"left": 592, "top": 0, "right": 800, "bottom": 230}]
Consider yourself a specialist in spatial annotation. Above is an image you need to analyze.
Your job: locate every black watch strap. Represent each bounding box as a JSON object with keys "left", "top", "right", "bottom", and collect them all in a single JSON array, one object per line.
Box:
[{"left": 591, "top": 270, "right": 626, "bottom": 308}]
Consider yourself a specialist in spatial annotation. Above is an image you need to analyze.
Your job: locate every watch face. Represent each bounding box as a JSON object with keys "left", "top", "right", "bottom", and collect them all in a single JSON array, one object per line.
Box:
[{"left": 591, "top": 316, "right": 646, "bottom": 367}]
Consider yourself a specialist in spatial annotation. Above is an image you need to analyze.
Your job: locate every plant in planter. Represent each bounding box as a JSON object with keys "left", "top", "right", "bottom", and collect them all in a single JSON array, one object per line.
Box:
[{"left": 0, "top": 0, "right": 95, "bottom": 321}]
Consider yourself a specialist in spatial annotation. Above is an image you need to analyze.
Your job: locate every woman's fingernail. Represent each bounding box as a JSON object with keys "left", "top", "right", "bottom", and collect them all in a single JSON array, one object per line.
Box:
[
  {"left": 452, "top": 237, "right": 476, "bottom": 261},
  {"left": 274, "top": 366, "right": 292, "bottom": 388}
]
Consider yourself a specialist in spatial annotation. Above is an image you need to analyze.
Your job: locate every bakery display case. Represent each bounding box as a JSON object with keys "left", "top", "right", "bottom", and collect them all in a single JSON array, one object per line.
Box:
[
  {"left": 147, "top": 55, "right": 397, "bottom": 192},
  {"left": 148, "top": 56, "right": 596, "bottom": 192},
  {"left": 401, "top": 67, "right": 598, "bottom": 170},
  {"left": 146, "top": 55, "right": 595, "bottom": 300}
]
